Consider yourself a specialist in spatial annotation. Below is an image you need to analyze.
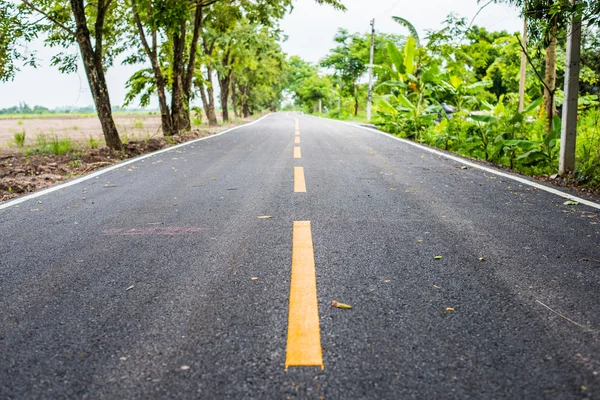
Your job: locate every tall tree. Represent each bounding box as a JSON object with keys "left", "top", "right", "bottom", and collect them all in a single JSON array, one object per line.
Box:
[
  {"left": 127, "top": 0, "right": 345, "bottom": 134},
  {"left": 321, "top": 29, "right": 369, "bottom": 116},
  {"left": 21, "top": 0, "right": 124, "bottom": 150}
]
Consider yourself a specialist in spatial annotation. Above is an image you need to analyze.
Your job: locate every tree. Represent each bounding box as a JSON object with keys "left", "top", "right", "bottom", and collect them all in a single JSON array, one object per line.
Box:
[
  {"left": 21, "top": 0, "right": 124, "bottom": 150},
  {"left": 0, "top": 1, "right": 36, "bottom": 82},
  {"left": 296, "top": 74, "right": 334, "bottom": 113},
  {"left": 321, "top": 29, "right": 369, "bottom": 116},
  {"left": 487, "top": 0, "right": 565, "bottom": 132},
  {"left": 126, "top": 0, "right": 344, "bottom": 133}
]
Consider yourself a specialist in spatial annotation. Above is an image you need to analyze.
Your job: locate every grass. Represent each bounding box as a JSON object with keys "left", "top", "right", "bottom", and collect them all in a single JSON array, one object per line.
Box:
[
  {"left": 25, "top": 134, "right": 73, "bottom": 155},
  {"left": 88, "top": 135, "right": 99, "bottom": 149},
  {"left": 13, "top": 130, "right": 26, "bottom": 148},
  {"left": 133, "top": 117, "right": 144, "bottom": 129}
]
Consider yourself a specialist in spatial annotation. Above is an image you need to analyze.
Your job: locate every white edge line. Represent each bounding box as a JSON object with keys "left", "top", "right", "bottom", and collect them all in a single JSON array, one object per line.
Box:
[
  {"left": 0, "top": 113, "right": 272, "bottom": 211},
  {"left": 309, "top": 115, "right": 600, "bottom": 211}
]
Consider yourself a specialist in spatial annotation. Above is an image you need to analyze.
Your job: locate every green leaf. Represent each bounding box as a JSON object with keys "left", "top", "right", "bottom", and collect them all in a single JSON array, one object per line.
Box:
[
  {"left": 563, "top": 200, "right": 579, "bottom": 205},
  {"left": 391, "top": 16, "right": 420, "bottom": 46},
  {"left": 551, "top": 115, "right": 562, "bottom": 133},
  {"left": 470, "top": 114, "right": 498, "bottom": 123},
  {"left": 449, "top": 75, "right": 463, "bottom": 89},
  {"left": 516, "top": 149, "right": 548, "bottom": 165},
  {"left": 464, "top": 80, "right": 493, "bottom": 91},
  {"left": 522, "top": 97, "right": 543, "bottom": 114},
  {"left": 386, "top": 42, "right": 405, "bottom": 76},
  {"left": 404, "top": 36, "right": 416, "bottom": 76},
  {"left": 503, "top": 139, "right": 539, "bottom": 150},
  {"left": 378, "top": 97, "right": 398, "bottom": 115},
  {"left": 396, "top": 93, "right": 416, "bottom": 110}
]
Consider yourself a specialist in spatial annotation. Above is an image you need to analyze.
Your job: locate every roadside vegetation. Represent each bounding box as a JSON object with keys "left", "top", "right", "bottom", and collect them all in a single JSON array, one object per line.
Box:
[{"left": 284, "top": 2, "right": 600, "bottom": 195}]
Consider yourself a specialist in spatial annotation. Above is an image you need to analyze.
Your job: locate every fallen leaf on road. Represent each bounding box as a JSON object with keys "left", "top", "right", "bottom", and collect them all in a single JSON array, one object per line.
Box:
[
  {"left": 331, "top": 301, "right": 352, "bottom": 309},
  {"left": 125, "top": 285, "right": 135, "bottom": 291},
  {"left": 479, "top": 257, "right": 485, "bottom": 261},
  {"left": 180, "top": 365, "right": 190, "bottom": 370},
  {"left": 384, "top": 280, "right": 391, "bottom": 283},
  {"left": 433, "top": 284, "right": 441, "bottom": 289},
  {"left": 434, "top": 256, "right": 442, "bottom": 260},
  {"left": 257, "top": 216, "right": 273, "bottom": 219},
  {"left": 580, "top": 257, "right": 600, "bottom": 263},
  {"left": 119, "top": 357, "right": 128, "bottom": 361},
  {"left": 564, "top": 200, "right": 579, "bottom": 205},
  {"left": 446, "top": 307, "right": 455, "bottom": 311},
  {"left": 36, "top": 200, "right": 42, "bottom": 204},
  {"left": 417, "top": 239, "right": 423, "bottom": 243},
  {"left": 460, "top": 166, "right": 468, "bottom": 170},
  {"left": 212, "top": 178, "right": 217, "bottom": 180},
  {"left": 251, "top": 277, "right": 259, "bottom": 280}
]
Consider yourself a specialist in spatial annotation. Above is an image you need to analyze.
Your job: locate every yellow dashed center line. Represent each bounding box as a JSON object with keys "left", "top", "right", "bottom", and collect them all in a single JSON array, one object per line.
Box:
[
  {"left": 293, "top": 147, "right": 302, "bottom": 159},
  {"left": 294, "top": 167, "right": 306, "bottom": 193},
  {"left": 294, "top": 136, "right": 301, "bottom": 144},
  {"left": 286, "top": 221, "right": 323, "bottom": 369}
]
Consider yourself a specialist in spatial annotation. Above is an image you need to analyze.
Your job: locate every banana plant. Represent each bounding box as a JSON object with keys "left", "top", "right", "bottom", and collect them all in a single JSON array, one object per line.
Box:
[
  {"left": 470, "top": 97, "right": 548, "bottom": 167},
  {"left": 504, "top": 115, "right": 561, "bottom": 167},
  {"left": 377, "top": 66, "right": 441, "bottom": 140},
  {"left": 391, "top": 16, "right": 420, "bottom": 47},
  {"left": 439, "top": 76, "right": 493, "bottom": 111},
  {"left": 378, "top": 36, "right": 417, "bottom": 92}
]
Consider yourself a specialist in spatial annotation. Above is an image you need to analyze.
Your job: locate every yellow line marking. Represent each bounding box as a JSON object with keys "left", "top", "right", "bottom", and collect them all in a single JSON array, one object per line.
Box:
[
  {"left": 286, "top": 221, "right": 323, "bottom": 369},
  {"left": 295, "top": 129, "right": 300, "bottom": 136},
  {"left": 293, "top": 147, "right": 301, "bottom": 159},
  {"left": 294, "top": 167, "right": 306, "bottom": 193},
  {"left": 294, "top": 137, "right": 301, "bottom": 144}
]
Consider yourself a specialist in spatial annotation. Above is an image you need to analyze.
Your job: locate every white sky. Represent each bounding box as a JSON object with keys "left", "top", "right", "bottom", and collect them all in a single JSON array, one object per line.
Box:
[{"left": 0, "top": 0, "right": 522, "bottom": 109}]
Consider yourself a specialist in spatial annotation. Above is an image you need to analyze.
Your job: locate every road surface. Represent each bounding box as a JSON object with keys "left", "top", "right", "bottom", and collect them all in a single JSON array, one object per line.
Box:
[{"left": 1, "top": 112, "right": 599, "bottom": 399}]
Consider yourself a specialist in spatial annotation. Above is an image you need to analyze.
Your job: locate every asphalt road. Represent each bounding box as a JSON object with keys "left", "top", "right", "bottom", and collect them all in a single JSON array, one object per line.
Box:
[{"left": 1, "top": 112, "right": 599, "bottom": 399}]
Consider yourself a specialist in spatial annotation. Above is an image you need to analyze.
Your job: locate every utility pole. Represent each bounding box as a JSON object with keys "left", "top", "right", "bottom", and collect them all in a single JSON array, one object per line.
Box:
[
  {"left": 560, "top": 0, "right": 581, "bottom": 175},
  {"left": 518, "top": 18, "right": 527, "bottom": 112},
  {"left": 366, "top": 18, "right": 375, "bottom": 121}
]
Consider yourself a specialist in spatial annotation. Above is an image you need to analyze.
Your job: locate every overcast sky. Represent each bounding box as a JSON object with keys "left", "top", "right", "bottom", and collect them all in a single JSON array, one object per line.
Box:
[{"left": 0, "top": 0, "right": 522, "bottom": 109}]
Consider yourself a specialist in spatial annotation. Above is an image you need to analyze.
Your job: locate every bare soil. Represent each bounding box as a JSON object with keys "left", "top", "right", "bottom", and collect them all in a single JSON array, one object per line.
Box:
[
  {"left": 0, "top": 114, "right": 163, "bottom": 146},
  {"left": 0, "top": 116, "right": 255, "bottom": 202}
]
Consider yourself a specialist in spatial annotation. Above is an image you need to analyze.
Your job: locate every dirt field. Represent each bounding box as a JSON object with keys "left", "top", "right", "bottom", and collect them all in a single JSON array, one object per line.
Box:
[{"left": 0, "top": 113, "right": 163, "bottom": 146}]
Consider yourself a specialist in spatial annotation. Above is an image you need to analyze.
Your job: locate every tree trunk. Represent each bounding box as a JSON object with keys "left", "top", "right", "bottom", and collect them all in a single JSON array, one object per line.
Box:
[
  {"left": 231, "top": 79, "right": 239, "bottom": 118},
  {"left": 131, "top": 0, "right": 173, "bottom": 136},
  {"left": 70, "top": 0, "right": 121, "bottom": 150},
  {"left": 180, "top": 3, "right": 203, "bottom": 127},
  {"left": 155, "top": 72, "right": 173, "bottom": 136},
  {"left": 543, "top": 24, "right": 558, "bottom": 132},
  {"left": 218, "top": 73, "right": 231, "bottom": 122},
  {"left": 353, "top": 83, "right": 359, "bottom": 116},
  {"left": 241, "top": 85, "right": 249, "bottom": 118},
  {"left": 171, "top": 24, "right": 190, "bottom": 133},
  {"left": 205, "top": 66, "right": 218, "bottom": 126}
]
